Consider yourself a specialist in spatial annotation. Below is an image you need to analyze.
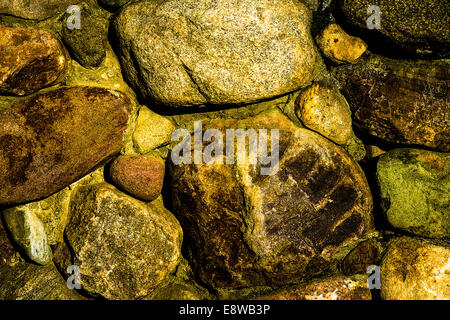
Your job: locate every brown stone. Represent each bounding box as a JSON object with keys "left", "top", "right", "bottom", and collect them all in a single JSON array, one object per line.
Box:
[
  {"left": 341, "top": 239, "right": 380, "bottom": 276},
  {"left": 255, "top": 274, "right": 372, "bottom": 300},
  {"left": 0, "top": 262, "right": 85, "bottom": 300},
  {"left": 0, "top": 0, "right": 82, "bottom": 20},
  {"left": 110, "top": 155, "right": 165, "bottom": 202},
  {"left": 169, "top": 109, "right": 374, "bottom": 288},
  {"left": 333, "top": 54, "right": 449, "bottom": 152},
  {"left": 0, "top": 86, "right": 132, "bottom": 206},
  {"left": 0, "top": 25, "right": 69, "bottom": 96}
]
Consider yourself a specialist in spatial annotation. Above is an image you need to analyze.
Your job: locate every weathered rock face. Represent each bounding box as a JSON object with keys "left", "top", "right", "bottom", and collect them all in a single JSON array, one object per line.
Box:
[
  {"left": 0, "top": 0, "right": 81, "bottom": 20},
  {"left": 133, "top": 106, "right": 176, "bottom": 154},
  {"left": 381, "top": 237, "right": 450, "bottom": 300},
  {"left": 337, "top": 0, "right": 450, "bottom": 57},
  {"left": 255, "top": 274, "right": 371, "bottom": 300},
  {"left": 377, "top": 149, "right": 449, "bottom": 239},
  {"left": 0, "top": 25, "right": 68, "bottom": 96},
  {"left": 0, "top": 262, "right": 85, "bottom": 300},
  {"left": 341, "top": 239, "right": 380, "bottom": 276},
  {"left": 109, "top": 155, "right": 165, "bottom": 202},
  {"left": 114, "top": 0, "right": 321, "bottom": 107},
  {"left": 316, "top": 24, "right": 367, "bottom": 64},
  {"left": 333, "top": 55, "right": 449, "bottom": 152},
  {"left": 58, "top": 183, "right": 183, "bottom": 300},
  {"left": 0, "top": 218, "right": 15, "bottom": 265},
  {"left": 2, "top": 209, "right": 52, "bottom": 265},
  {"left": 169, "top": 110, "right": 374, "bottom": 288},
  {"left": 0, "top": 86, "right": 132, "bottom": 206},
  {"left": 61, "top": 4, "right": 108, "bottom": 68},
  {"left": 295, "top": 82, "right": 353, "bottom": 145}
]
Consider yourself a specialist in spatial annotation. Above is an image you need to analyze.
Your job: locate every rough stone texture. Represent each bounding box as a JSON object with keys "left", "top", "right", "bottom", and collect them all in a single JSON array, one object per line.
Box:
[
  {"left": 337, "top": 0, "right": 450, "bottom": 57},
  {"left": 381, "top": 237, "right": 450, "bottom": 300},
  {"left": 295, "top": 82, "right": 353, "bottom": 145},
  {"left": 0, "top": 262, "right": 85, "bottom": 300},
  {"left": 2, "top": 209, "right": 52, "bottom": 265},
  {"left": 133, "top": 106, "right": 176, "bottom": 154},
  {"left": 0, "top": 0, "right": 82, "bottom": 20},
  {"left": 109, "top": 155, "right": 165, "bottom": 202},
  {"left": 0, "top": 86, "right": 132, "bottom": 206},
  {"left": 146, "top": 281, "right": 211, "bottom": 300},
  {"left": 0, "top": 218, "right": 15, "bottom": 265},
  {"left": 255, "top": 274, "right": 371, "bottom": 300},
  {"left": 377, "top": 149, "right": 449, "bottom": 239},
  {"left": 169, "top": 110, "right": 374, "bottom": 288},
  {"left": 59, "top": 183, "right": 183, "bottom": 299},
  {"left": 316, "top": 24, "right": 367, "bottom": 64},
  {"left": 333, "top": 54, "right": 449, "bottom": 152},
  {"left": 0, "top": 25, "right": 68, "bottom": 96},
  {"left": 341, "top": 239, "right": 380, "bottom": 275},
  {"left": 61, "top": 3, "right": 108, "bottom": 68},
  {"left": 114, "top": 0, "right": 322, "bottom": 107},
  {"left": 2, "top": 187, "right": 71, "bottom": 246}
]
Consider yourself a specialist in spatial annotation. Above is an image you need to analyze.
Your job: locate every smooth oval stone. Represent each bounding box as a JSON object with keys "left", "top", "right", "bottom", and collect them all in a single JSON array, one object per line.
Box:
[
  {"left": 114, "top": 0, "right": 321, "bottom": 107},
  {"left": 0, "top": 86, "right": 132, "bottom": 206},
  {"left": 333, "top": 54, "right": 449, "bottom": 152},
  {"left": 169, "top": 110, "right": 374, "bottom": 288},
  {"left": 109, "top": 155, "right": 165, "bottom": 202},
  {"left": 0, "top": 25, "right": 69, "bottom": 96}
]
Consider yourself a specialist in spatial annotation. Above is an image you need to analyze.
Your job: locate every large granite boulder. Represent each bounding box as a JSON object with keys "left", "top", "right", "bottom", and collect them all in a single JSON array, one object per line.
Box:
[{"left": 114, "top": 0, "right": 322, "bottom": 107}]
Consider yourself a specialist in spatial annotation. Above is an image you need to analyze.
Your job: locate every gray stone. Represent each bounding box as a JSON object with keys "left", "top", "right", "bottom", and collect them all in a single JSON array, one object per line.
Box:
[{"left": 114, "top": 0, "right": 322, "bottom": 107}]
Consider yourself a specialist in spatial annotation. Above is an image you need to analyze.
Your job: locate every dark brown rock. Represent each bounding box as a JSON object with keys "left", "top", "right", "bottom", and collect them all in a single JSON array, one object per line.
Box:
[
  {"left": 0, "top": 25, "right": 69, "bottom": 96},
  {"left": 0, "top": 86, "right": 132, "bottom": 206},
  {"left": 0, "top": 0, "right": 82, "bottom": 20},
  {"left": 341, "top": 239, "right": 380, "bottom": 276},
  {"left": 169, "top": 110, "right": 374, "bottom": 288},
  {"left": 255, "top": 274, "right": 372, "bottom": 300},
  {"left": 57, "top": 183, "right": 183, "bottom": 300},
  {"left": 110, "top": 155, "right": 165, "bottom": 202},
  {"left": 333, "top": 54, "right": 449, "bottom": 152},
  {"left": 0, "top": 262, "right": 85, "bottom": 300}
]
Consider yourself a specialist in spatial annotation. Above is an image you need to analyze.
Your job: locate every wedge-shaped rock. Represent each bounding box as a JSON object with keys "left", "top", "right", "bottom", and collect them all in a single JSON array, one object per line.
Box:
[{"left": 0, "top": 86, "right": 132, "bottom": 206}]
